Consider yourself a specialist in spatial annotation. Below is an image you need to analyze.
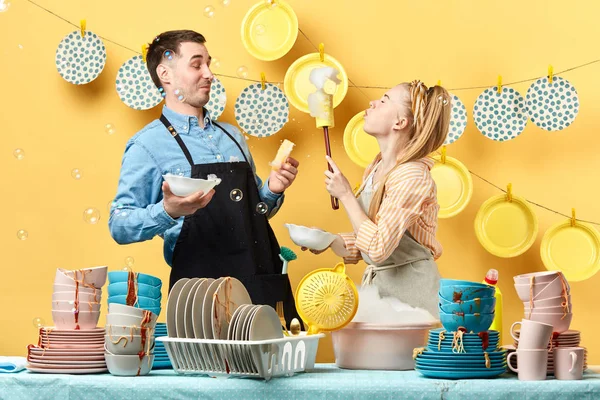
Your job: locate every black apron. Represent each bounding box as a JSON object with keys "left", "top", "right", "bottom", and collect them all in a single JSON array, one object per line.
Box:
[{"left": 160, "top": 115, "right": 300, "bottom": 327}]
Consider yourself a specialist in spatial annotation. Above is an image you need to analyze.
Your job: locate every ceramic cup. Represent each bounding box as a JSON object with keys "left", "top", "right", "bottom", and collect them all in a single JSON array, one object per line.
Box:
[
  {"left": 507, "top": 349, "right": 548, "bottom": 381},
  {"left": 553, "top": 347, "right": 584, "bottom": 380},
  {"left": 510, "top": 319, "right": 553, "bottom": 350}
]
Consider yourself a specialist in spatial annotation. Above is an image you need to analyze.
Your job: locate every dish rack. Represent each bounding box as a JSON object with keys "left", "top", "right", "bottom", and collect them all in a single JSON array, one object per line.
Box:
[{"left": 157, "top": 333, "right": 324, "bottom": 380}]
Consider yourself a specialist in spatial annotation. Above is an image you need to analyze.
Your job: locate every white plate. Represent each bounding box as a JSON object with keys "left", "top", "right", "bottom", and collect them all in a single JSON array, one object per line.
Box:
[
  {"left": 27, "top": 366, "right": 107, "bottom": 374},
  {"left": 175, "top": 278, "right": 201, "bottom": 338},
  {"left": 233, "top": 304, "right": 255, "bottom": 372},
  {"left": 243, "top": 306, "right": 261, "bottom": 373},
  {"left": 285, "top": 223, "right": 337, "bottom": 251},
  {"left": 184, "top": 278, "right": 205, "bottom": 338},
  {"left": 227, "top": 305, "right": 250, "bottom": 372},
  {"left": 211, "top": 277, "right": 252, "bottom": 340},
  {"left": 249, "top": 305, "right": 284, "bottom": 341},
  {"left": 202, "top": 278, "right": 226, "bottom": 340},
  {"left": 166, "top": 278, "right": 189, "bottom": 337},
  {"left": 192, "top": 278, "right": 214, "bottom": 339}
]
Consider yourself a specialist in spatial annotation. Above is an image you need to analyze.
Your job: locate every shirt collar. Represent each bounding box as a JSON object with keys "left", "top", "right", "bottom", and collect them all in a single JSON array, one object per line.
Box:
[{"left": 162, "top": 105, "right": 213, "bottom": 134}]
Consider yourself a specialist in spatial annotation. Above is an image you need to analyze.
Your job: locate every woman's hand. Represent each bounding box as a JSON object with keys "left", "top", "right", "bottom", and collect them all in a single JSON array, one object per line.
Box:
[{"left": 324, "top": 156, "right": 353, "bottom": 202}]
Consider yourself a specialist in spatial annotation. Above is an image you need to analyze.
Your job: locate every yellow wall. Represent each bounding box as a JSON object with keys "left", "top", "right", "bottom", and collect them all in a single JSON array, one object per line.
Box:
[{"left": 2, "top": 0, "right": 599, "bottom": 364}]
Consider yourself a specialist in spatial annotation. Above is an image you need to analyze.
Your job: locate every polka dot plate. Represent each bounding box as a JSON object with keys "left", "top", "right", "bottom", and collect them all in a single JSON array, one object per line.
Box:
[
  {"left": 234, "top": 83, "right": 289, "bottom": 137},
  {"left": 473, "top": 86, "right": 528, "bottom": 142},
  {"left": 444, "top": 94, "right": 468, "bottom": 145},
  {"left": 206, "top": 78, "right": 227, "bottom": 121},
  {"left": 526, "top": 76, "right": 579, "bottom": 131},
  {"left": 55, "top": 30, "right": 106, "bottom": 85},
  {"left": 116, "top": 55, "right": 163, "bottom": 110}
]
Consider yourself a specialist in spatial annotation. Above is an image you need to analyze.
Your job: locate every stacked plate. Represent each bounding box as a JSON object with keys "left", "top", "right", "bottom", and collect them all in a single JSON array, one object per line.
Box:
[
  {"left": 167, "top": 277, "right": 255, "bottom": 339},
  {"left": 414, "top": 328, "right": 506, "bottom": 379},
  {"left": 152, "top": 323, "right": 171, "bottom": 369},
  {"left": 26, "top": 327, "right": 107, "bottom": 374},
  {"left": 504, "top": 329, "right": 588, "bottom": 374}
]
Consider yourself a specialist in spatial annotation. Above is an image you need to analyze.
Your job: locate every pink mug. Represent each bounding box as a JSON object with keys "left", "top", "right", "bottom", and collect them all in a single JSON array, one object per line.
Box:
[
  {"left": 507, "top": 349, "right": 548, "bottom": 381},
  {"left": 553, "top": 347, "right": 584, "bottom": 380}
]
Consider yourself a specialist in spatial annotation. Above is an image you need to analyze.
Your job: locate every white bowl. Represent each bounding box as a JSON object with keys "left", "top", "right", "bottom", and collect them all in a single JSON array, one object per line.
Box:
[
  {"left": 105, "top": 324, "right": 152, "bottom": 337},
  {"left": 52, "top": 310, "right": 100, "bottom": 330},
  {"left": 108, "top": 303, "right": 158, "bottom": 318},
  {"left": 104, "top": 353, "right": 154, "bottom": 376},
  {"left": 332, "top": 322, "right": 434, "bottom": 370},
  {"left": 53, "top": 284, "right": 102, "bottom": 296},
  {"left": 514, "top": 276, "right": 569, "bottom": 302},
  {"left": 104, "top": 335, "right": 155, "bottom": 355},
  {"left": 106, "top": 313, "right": 157, "bottom": 329},
  {"left": 162, "top": 173, "right": 221, "bottom": 197},
  {"left": 285, "top": 223, "right": 337, "bottom": 251},
  {"left": 524, "top": 305, "right": 571, "bottom": 314},
  {"left": 52, "top": 300, "right": 101, "bottom": 312},
  {"left": 52, "top": 291, "right": 101, "bottom": 303},
  {"left": 523, "top": 295, "right": 571, "bottom": 309},
  {"left": 55, "top": 266, "right": 108, "bottom": 289}
]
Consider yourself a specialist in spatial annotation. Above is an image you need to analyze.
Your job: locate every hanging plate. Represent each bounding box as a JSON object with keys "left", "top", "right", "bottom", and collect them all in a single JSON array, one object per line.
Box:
[
  {"left": 241, "top": 0, "right": 298, "bottom": 61},
  {"left": 474, "top": 194, "right": 538, "bottom": 257},
  {"left": 116, "top": 55, "right": 163, "bottom": 110},
  {"left": 284, "top": 53, "right": 348, "bottom": 113},
  {"left": 430, "top": 155, "right": 473, "bottom": 218},
  {"left": 343, "top": 111, "right": 379, "bottom": 168},
  {"left": 444, "top": 93, "right": 468, "bottom": 145},
  {"left": 473, "top": 86, "right": 528, "bottom": 142},
  {"left": 526, "top": 76, "right": 579, "bottom": 131},
  {"left": 540, "top": 220, "right": 600, "bottom": 281},
  {"left": 234, "top": 82, "right": 289, "bottom": 137},
  {"left": 55, "top": 30, "right": 106, "bottom": 85}
]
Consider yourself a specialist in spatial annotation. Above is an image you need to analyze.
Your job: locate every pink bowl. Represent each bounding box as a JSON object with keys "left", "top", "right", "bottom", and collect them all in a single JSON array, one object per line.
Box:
[
  {"left": 52, "top": 291, "right": 101, "bottom": 303},
  {"left": 51, "top": 310, "right": 100, "bottom": 330},
  {"left": 514, "top": 276, "right": 569, "bottom": 302},
  {"left": 52, "top": 300, "right": 101, "bottom": 312},
  {"left": 524, "top": 305, "right": 571, "bottom": 314},
  {"left": 332, "top": 322, "right": 435, "bottom": 370},
  {"left": 55, "top": 266, "right": 107, "bottom": 289},
  {"left": 53, "top": 283, "right": 102, "bottom": 296},
  {"left": 513, "top": 271, "right": 569, "bottom": 289},
  {"left": 526, "top": 313, "right": 573, "bottom": 333},
  {"left": 524, "top": 295, "right": 571, "bottom": 309}
]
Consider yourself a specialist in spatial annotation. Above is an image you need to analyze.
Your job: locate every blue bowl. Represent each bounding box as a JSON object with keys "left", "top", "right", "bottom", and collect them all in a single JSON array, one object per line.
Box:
[
  {"left": 108, "top": 294, "right": 161, "bottom": 308},
  {"left": 439, "top": 312, "right": 494, "bottom": 333},
  {"left": 439, "top": 279, "right": 490, "bottom": 288},
  {"left": 107, "top": 282, "right": 162, "bottom": 299},
  {"left": 439, "top": 285, "right": 495, "bottom": 302},
  {"left": 108, "top": 271, "right": 162, "bottom": 288},
  {"left": 439, "top": 297, "right": 496, "bottom": 314}
]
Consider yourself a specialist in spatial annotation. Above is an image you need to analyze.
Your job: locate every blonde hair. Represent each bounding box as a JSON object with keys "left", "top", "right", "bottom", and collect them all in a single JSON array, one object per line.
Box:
[{"left": 367, "top": 80, "right": 451, "bottom": 219}]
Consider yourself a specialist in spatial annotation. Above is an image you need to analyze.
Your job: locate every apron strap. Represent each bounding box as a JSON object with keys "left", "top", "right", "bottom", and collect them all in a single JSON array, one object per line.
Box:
[
  {"left": 213, "top": 122, "right": 250, "bottom": 164},
  {"left": 159, "top": 114, "right": 195, "bottom": 167},
  {"left": 362, "top": 256, "right": 433, "bottom": 286}
]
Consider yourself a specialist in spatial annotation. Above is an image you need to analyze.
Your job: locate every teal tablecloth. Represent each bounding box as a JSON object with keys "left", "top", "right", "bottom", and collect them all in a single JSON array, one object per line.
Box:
[{"left": 1, "top": 364, "right": 599, "bottom": 400}]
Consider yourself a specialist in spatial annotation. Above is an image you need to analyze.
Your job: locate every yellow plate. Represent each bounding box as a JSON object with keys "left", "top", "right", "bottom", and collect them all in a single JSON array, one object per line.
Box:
[
  {"left": 241, "top": 0, "right": 298, "bottom": 61},
  {"left": 284, "top": 53, "right": 348, "bottom": 113},
  {"left": 474, "top": 195, "right": 538, "bottom": 258},
  {"left": 343, "top": 111, "right": 379, "bottom": 168},
  {"left": 541, "top": 220, "right": 600, "bottom": 281},
  {"left": 431, "top": 155, "right": 473, "bottom": 219}
]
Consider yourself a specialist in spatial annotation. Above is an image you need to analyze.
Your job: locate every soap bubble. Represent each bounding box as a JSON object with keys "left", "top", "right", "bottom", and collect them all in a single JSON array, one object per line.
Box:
[
  {"left": 230, "top": 189, "right": 243, "bottom": 202},
  {"left": 264, "top": 0, "right": 277, "bottom": 8},
  {"left": 175, "top": 89, "right": 186, "bottom": 102},
  {"left": 236, "top": 66, "right": 248, "bottom": 79},
  {"left": 125, "top": 256, "right": 135, "bottom": 267},
  {"left": 211, "top": 57, "right": 221, "bottom": 68},
  {"left": 83, "top": 208, "right": 100, "bottom": 224},
  {"left": 256, "top": 202, "right": 268, "bottom": 214},
  {"left": 203, "top": 5, "right": 215, "bottom": 18},
  {"left": 105, "top": 123, "right": 116, "bottom": 135},
  {"left": 13, "top": 148, "right": 24, "bottom": 160},
  {"left": 255, "top": 24, "right": 266, "bottom": 36},
  {"left": 221, "top": 0, "right": 230, "bottom": 5},
  {"left": 71, "top": 168, "right": 82, "bottom": 180},
  {"left": 32, "top": 317, "right": 45, "bottom": 329},
  {"left": 17, "top": 229, "right": 28, "bottom": 240}
]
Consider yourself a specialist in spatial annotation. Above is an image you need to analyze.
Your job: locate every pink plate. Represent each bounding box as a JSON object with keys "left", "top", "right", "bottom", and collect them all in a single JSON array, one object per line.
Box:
[
  {"left": 27, "top": 361, "right": 107, "bottom": 369},
  {"left": 26, "top": 366, "right": 108, "bottom": 374}
]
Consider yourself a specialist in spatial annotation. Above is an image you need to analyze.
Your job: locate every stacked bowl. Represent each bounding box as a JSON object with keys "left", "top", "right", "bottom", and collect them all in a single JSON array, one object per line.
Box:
[
  {"left": 52, "top": 266, "right": 107, "bottom": 330},
  {"left": 513, "top": 271, "right": 572, "bottom": 333},
  {"left": 104, "top": 304, "right": 158, "bottom": 376},
  {"left": 107, "top": 271, "right": 162, "bottom": 316},
  {"left": 152, "top": 323, "right": 172, "bottom": 369},
  {"left": 438, "top": 279, "right": 496, "bottom": 332}
]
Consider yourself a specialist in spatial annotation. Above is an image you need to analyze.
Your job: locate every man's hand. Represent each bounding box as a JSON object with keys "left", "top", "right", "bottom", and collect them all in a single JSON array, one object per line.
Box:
[
  {"left": 162, "top": 181, "right": 215, "bottom": 219},
  {"left": 268, "top": 157, "right": 300, "bottom": 194}
]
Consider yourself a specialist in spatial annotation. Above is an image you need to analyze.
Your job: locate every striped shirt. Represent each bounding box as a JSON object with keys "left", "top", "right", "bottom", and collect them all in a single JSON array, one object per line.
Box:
[{"left": 340, "top": 155, "right": 442, "bottom": 265}]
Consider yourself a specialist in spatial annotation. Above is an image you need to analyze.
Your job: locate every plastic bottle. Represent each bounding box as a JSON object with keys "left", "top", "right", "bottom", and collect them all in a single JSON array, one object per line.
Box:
[{"left": 483, "top": 269, "right": 503, "bottom": 344}]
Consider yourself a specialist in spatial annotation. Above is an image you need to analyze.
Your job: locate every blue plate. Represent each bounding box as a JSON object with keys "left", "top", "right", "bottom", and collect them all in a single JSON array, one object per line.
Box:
[
  {"left": 426, "top": 346, "right": 500, "bottom": 354},
  {"left": 419, "top": 350, "right": 506, "bottom": 358},
  {"left": 416, "top": 367, "right": 506, "bottom": 379},
  {"left": 108, "top": 271, "right": 162, "bottom": 288},
  {"left": 108, "top": 282, "right": 163, "bottom": 299},
  {"left": 416, "top": 359, "right": 506, "bottom": 368}
]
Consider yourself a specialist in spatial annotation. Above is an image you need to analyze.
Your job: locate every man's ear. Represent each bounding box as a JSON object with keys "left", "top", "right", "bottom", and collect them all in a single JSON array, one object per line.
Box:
[{"left": 156, "top": 64, "right": 170, "bottom": 85}]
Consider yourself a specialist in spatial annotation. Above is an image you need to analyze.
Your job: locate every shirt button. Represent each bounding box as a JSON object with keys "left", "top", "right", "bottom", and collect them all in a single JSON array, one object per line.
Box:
[
  {"left": 208, "top": 135, "right": 213, "bottom": 139},
  {"left": 216, "top": 155, "right": 221, "bottom": 160}
]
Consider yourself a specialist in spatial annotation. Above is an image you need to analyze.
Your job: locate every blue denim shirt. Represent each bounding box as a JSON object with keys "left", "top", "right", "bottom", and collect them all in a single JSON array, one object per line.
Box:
[{"left": 108, "top": 105, "right": 284, "bottom": 266}]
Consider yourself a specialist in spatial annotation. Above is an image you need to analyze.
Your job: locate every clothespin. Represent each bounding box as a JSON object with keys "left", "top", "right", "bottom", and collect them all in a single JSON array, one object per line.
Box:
[
  {"left": 441, "top": 146, "right": 447, "bottom": 164},
  {"left": 319, "top": 43, "right": 325, "bottom": 62},
  {"left": 548, "top": 65, "right": 554, "bottom": 84},
  {"left": 571, "top": 208, "right": 576, "bottom": 227},
  {"left": 506, "top": 183, "right": 513, "bottom": 202},
  {"left": 80, "top": 20, "right": 86, "bottom": 38},
  {"left": 141, "top": 44, "right": 149, "bottom": 63},
  {"left": 437, "top": 80, "right": 442, "bottom": 87},
  {"left": 261, "top": 72, "right": 266, "bottom": 91},
  {"left": 497, "top": 75, "right": 502, "bottom": 95}
]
